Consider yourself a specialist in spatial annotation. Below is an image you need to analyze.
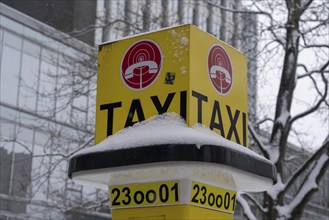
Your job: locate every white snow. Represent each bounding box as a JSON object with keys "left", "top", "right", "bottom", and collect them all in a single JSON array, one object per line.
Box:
[
  {"left": 171, "top": 30, "right": 177, "bottom": 38},
  {"left": 264, "top": 143, "right": 280, "bottom": 163},
  {"left": 266, "top": 174, "right": 285, "bottom": 200},
  {"left": 181, "top": 36, "right": 189, "bottom": 46},
  {"left": 276, "top": 95, "right": 290, "bottom": 128},
  {"left": 180, "top": 66, "right": 187, "bottom": 74},
  {"left": 72, "top": 113, "right": 269, "bottom": 163},
  {"left": 276, "top": 110, "right": 290, "bottom": 127}
]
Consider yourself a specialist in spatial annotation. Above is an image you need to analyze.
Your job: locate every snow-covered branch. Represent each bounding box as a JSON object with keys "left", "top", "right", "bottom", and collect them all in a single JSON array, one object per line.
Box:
[
  {"left": 280, "top": 138, "right": 329, "bottom": 198},
  {"left": 277, "top": 149, "right": 328, "bottom": 219},
  {"left": 267, "top": 174, "right": 285, "bottom": 201},
  {"left": 242, "top": 193, "right": 268, "bottom": 213},
  {"left": 236, "top": 193, "right": 258, "bottom": 220}
]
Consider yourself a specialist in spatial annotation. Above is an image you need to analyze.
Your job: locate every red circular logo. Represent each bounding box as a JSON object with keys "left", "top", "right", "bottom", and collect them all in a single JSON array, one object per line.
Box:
[
  {"left": 207, "top": 44, "right": 233, "bottom": 96},
  {"left": 121, "top": 40, "right": 162, "bottom": 90}
]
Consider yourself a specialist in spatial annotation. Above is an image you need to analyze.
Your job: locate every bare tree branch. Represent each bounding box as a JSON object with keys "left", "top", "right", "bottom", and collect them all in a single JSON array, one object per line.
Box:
[
  {"left": 256, "top": 118, "right": 274, "bottom": 126},
  {"left": 236, "top": 193, "right": 258, "bottom": 220},
  {"left": 290, "top": 71, "right": 328, "bottom": 124},
  {"left": 243, "top": 193, "right": 268, "bottom": 213},
  {"left": 248, "top": 124, "right": 269, "bottom": 158},
  {"left": 206, "top": 0, "right": 285, "bottom": 46}
]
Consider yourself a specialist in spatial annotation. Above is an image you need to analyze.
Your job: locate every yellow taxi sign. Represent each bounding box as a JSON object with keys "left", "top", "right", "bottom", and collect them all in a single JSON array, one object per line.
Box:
[{"left": 96, "top": 24, "right": 248, "bottom": 146}]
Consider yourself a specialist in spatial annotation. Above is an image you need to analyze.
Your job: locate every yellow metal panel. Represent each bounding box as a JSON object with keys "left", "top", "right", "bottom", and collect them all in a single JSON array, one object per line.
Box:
[
  {"left": 112, "top": 205, "right": 233, "bottom": 220},
  {"left": 96, "top": 25, "right": 191, "bottom": 144},
  {"left": 189, "top": 26, "right": 248, "bottom": 147}
]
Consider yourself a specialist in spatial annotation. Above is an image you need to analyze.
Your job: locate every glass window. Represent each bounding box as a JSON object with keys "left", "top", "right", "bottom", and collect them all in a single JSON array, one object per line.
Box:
[
  {"left": 0, "top": 45, "right": 20, "bottom": 105},
  {"left": 19, "top": 53, "right": 40, "bottom": 110},
  {"left": 58, "top": 54, "right": 72, "bottom": 69},
  {"left": 23, "top": 26, "right": 52, "bottom": 47},
  {"left": 33, "top": 130, "right": 50, "bottom": 148},
  {"left": 0, "top": 117, "right": 16, "bottom": 144},
  {"left": 55, "top": 67, "right": 72, "bottom": 123},
  {"left": 37, "top": 60, "right": 57, "bottom": 116},
  {"left": 0, "top": 147, "right": 12, "bottom": 195},
  {"left": 0, "top": 28, "right": 3, "bottom": 43},
  {"left": 23, "top": 40, "right": 40, "bottom": 58},
  {"left": 4, "top": 31, "right": 22, "bottom": 50},
  {"left": 12, "top": 142, "right": 32, "bottom": 197},
  {"left": 48, "top": 159, "right": 67, "bottom": 197},
  {"left": 0, "top": 141, "right": 32, "bottom": 199},
  {"left": 31, "top": 142, "right": 51, "bottom": 200},
  {"left": 16, "top": 126, "right": 34, "bottom": 150},
  {"left": 0, "top": 15, "right": 24, "bottom": 34},
  {"left": 41, "top": 47, "right": 58, "bottom": 63}
]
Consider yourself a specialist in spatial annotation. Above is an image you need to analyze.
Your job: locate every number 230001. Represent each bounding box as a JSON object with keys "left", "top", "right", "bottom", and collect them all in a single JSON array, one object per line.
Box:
[
  {"left": 110, "top": 181, "right": 180, "bottom": 208},
  {"left": 190, "top": 182, "right": 236, "bottom": 213}
]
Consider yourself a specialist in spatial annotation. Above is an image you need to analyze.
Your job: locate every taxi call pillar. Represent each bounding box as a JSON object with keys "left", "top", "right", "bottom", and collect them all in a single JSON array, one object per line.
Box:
[
  {"left": 68, "top": 144, "right": 276, "bottom": 219},
  {"left": 68, "top": 24, "right": 277, "bottom": 219}
]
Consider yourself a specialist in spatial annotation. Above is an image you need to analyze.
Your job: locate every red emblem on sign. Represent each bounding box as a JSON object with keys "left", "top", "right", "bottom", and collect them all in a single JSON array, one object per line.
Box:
[
  {"left": 207, "top": 44, "right": 233, "bottom": 96},
  {"left": 121, "top": 40, "right": 162, "bottom": 90}
]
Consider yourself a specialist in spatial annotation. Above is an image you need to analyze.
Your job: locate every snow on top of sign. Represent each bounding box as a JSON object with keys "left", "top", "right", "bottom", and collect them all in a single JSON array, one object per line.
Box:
[
  {"left": 100, "top": 24, "right": 190, "bottom": 46},
  {"left": 180, "top": 66, "right": 187, "bottom": 74},
  {"left": 181, "top": 36, "right": 189, "bottom": 46},
  {"left": 73, "top": 113, "right": 268, "bottom": 162}
]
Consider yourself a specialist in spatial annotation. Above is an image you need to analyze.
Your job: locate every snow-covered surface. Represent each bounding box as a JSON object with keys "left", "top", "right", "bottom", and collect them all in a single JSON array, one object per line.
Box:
[
  {"left": 73, "top": 113, "right": 268, "bottom": 162},
  {"left": 71, "top": 113, "right": 275, "bottom": 192},
  {"left": 180, "top": 66, "right": 187, "bottom": 74},
  {"left": 181, "top": 36, "right": 189, "bottom": 45},
  {"left": 100, "top": 24, "right": 190, "bottom": 46}
]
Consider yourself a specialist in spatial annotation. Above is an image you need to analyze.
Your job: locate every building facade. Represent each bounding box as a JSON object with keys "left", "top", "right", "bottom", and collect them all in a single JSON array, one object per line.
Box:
[
  {"left": 1, "top": 0, "right": 97, "bottom": 45},
  {"left": 0, "top": 3, "right": 110, "bottom": 219}
]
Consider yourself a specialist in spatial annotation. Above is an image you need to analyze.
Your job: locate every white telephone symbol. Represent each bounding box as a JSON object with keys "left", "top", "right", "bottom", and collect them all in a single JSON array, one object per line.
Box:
[
  {"left": 210, "top": 65, "right": 231, "bottom": 84},
  {"left": 124, "top": 61, "right": 158, "bottom": 79}
]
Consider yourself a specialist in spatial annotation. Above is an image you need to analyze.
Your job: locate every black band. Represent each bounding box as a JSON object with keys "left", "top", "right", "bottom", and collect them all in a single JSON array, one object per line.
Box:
[{"left": 68, "top": 144, "right": 277, "bottom": 183}]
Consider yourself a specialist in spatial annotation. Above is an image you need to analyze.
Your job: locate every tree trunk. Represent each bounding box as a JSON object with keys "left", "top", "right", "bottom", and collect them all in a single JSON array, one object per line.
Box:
[
  {"left": 161, "top": 0, "right": 169, "bottom": 28},
  {"left": 143, "top": 0, "right": 151, "bottom": 31},
  {"left": 124, "top": 0, "right": 132, "bottom": 36},
  {"left": 206, "top": 2, "right": 214, "bottom": 35},
  {"left": 231, "top": 0, "right": 240, "bottom": 48},
  {"left": 178, "top": 0, "right": 184, "bottom": 24},
  {"left": 271, "top": 0, "right": 302, "bottom": 171},
  {"left": 220, "top": 0, "right": 227, "bottom": 42},
  {"left": 102, "top": 0, "right": 111, "bottom": 42},
  {"left": 192, "top": 1, "right": 200, "bottom": 26}
]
